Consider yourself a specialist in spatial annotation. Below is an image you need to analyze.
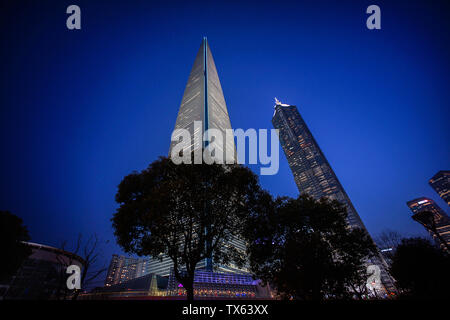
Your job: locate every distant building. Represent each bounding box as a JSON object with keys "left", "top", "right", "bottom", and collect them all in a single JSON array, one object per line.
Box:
[
  {"left": 104, "top": 255, "right": 150, "bottom": 286},
  {"left": 406, "top": 197, "right": 450, "bottom": 251},
  {"left": 429, "top": 170, "right": 450, "bottom": 206},
  {"left": 0, "top": 242, "right": 85, "bottom": 300}
]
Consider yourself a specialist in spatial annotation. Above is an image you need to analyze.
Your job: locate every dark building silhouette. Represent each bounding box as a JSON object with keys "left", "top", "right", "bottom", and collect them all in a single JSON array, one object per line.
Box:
[
  {"left": 272, "top": 99, "right": 396, "bottom": 295},
  {"left": 0, "top": 242, "right": 85, "bottom": 300},
  {"left": 429, "top": 170, "right": 450, "bottom": 206},
  {"left": 406, "top": 197, "right": 450, "bottom": 251}
]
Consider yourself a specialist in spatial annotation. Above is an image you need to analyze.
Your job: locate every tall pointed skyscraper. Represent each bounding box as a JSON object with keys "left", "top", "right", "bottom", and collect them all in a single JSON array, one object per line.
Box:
[
  {"left": 151, "top": 38, "right": 246, "bottom": 275},
  {"left": 169, "top": 37, "right": 236, "bottom": 163},
  {"left": 272, "top": 99, "right": 396, "bottom": 296}
]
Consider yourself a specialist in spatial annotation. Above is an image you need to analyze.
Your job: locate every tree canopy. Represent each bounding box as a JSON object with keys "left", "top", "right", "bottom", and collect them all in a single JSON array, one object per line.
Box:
[
  {"left": 0, "top": 211, "right": 32, "bottom": 282},
  {"left": 112, "top": 156, "right": 262, "bottom": 300},
  {"left": 242, "top": 194, "right": 378, "bottom": 300},
  {"left": 390, "top": 237, "right": 450, "bottom": 299}
]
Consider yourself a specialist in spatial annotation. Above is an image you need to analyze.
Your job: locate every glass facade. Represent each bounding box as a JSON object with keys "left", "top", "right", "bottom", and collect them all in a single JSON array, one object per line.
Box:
[
  {"left": 272, "top": 100, "right": 396, "bottom": 295},
  {"left": 152, "top": 38, "right": 245, "bottom": 277},
  {"left": 272, "top": 102, "right": 364, "bottom": 228},
  {"left": 429, "top": 170, "right": 450, "bottom": 206},
  {"left": 406, "top": 197, "right": 450, "bottom": 251},
  {"left": 105, "top": 254, "right": 152, "bottom": 286},
  {"left": 144, "top": 256, "right": 207, "bottom": 278},
  {"left": 169, "top": 37, "right": 236, "bottom": 163}
]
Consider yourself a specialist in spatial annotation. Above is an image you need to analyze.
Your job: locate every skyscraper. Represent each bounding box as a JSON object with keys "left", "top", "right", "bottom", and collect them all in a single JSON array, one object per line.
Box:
[
  {"left": 272, "top": 99, "right": 396, "bottom": 295},
  {"left": 147, "top": 38, "right": 245, "bottom": 277},
  {"left": 406, "top": 197, "right": 450, "bottom": 251},
  {"left": 169, "top": 37, "right": 236, "bottom": 163},
  {"left": 429, "top": 170, "right": 450, "bottom": 206}
]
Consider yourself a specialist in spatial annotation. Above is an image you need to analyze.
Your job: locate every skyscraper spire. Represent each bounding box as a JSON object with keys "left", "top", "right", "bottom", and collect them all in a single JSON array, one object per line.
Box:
[
  {"left": 169, "top": 38, "right": 236, "bottom": 163},
  {"left": 167, "top": 39, "right": 244, "bottom": 274}
]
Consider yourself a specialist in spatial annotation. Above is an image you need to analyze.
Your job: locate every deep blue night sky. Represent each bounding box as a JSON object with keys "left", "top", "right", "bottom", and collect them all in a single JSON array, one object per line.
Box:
[{"left": 1, "top": 0, "right": 449, "bottom": 276}]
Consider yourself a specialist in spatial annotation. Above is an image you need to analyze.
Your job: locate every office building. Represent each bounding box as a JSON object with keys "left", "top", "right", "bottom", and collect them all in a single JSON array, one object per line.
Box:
[
  {"left": 169, "top": 37, "right": 236, "bottom": 163},
  {"left": 272, "top": 99, "right": 396, "bottom": 295},
  {"left": 406, "top": 197, "right": 450, "bottom": 251},
  {"left": 429, "top": 170, "right": 450, "bottom": 206},
  {"left": 157, "top": 38, "right": 245, "bottom": 275},
  {"left": 104, "top": 254, "right": 150, "bottom": 286}
]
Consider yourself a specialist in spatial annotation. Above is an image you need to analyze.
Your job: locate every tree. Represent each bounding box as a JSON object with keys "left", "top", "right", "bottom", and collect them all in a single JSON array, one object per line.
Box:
[
  {"left": 390, "top": 237, "right": 450, "bottom": 299},
  {"left": 375, "top": 229, "right": 403, "bottom": 250},
  {"left": 53, "top": 234, "right": 108, "bottom": 300},
  {"left": 0, "top": 211, "right": 32, "bottom": 282},
  {"left": 375, "top": 229, "right": 404, "bottom": 261},
  {"left": 112, "top": 156, "right": 261, "bottom": 300},
  {"left": 243, "top": 194, "right": 377, "bottom": 300},
  {"left": 69, "top": 234, "right": 108, "bottom": 300}
]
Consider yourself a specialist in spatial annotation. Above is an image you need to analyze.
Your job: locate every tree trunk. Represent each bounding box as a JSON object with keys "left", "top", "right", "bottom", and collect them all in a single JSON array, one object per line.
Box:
[
  {"left": 312, "top": 282, "right": 321, "bottom": 301},
  {"left": 72, "top": 289, "right": 81, "bottom": 300},
  {"left": 186, "top": 286, "right": 194, "bottom": 301}
]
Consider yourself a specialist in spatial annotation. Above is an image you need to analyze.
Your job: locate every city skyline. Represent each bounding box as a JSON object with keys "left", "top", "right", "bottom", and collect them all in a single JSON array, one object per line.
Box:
[{"left": 1, "top": 0, "right": 449, "bottom": 268}]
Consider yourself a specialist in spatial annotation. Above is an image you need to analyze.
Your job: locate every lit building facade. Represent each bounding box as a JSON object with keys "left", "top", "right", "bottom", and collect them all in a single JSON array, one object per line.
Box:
[
  {"left": 104, "top": 254, "right": 150, "bottom": 286},
  {"left": 169, "top": 37, "right": 236, "bottom": 163},
  {"left": 272, "top": 99, "right": 396, "bottom": 295},
  {"left": 406, "top": 197, "right": 450, "bottom": 251},
  {"left": 162, "top": 38, "right": 246, "bottom": 275},
  {"left": 429, "top": 170, "right": 450, "bottom": 206},
  {"left": 167, "top": 269, "right": 272, "bottom": 299}
]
